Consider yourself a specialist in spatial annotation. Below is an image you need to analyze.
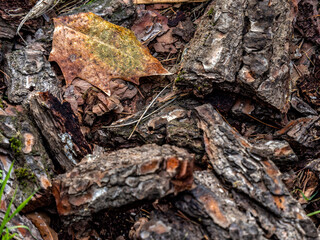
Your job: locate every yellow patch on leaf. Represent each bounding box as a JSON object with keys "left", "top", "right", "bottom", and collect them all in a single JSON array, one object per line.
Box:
[{"left": 49, "top": 12, "right": 170, "bottom": 96}]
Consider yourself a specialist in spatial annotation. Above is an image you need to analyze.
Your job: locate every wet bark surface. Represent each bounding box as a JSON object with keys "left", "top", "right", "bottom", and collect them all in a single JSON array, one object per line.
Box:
[{"left": 0, "top": 0, "right": 320, "bottom": 239}]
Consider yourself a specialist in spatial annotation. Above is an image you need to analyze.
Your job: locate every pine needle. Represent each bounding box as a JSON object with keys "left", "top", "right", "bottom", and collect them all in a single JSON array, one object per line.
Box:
[{"left": 128, "top": 83, "right": 172, "bottom": 139}]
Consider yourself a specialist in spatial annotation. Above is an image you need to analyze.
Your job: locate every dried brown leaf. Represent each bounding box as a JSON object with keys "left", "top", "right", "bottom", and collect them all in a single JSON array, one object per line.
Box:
[{"left": 49, "top": 12, "right": 170, "bottom": 96}]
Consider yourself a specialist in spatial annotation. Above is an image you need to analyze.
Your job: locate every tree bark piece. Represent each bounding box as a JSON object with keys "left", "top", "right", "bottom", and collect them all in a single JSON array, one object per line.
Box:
[
  {"left": 275, "top": 116, "right": 320, "bottom": 159},
  {"left": 134, "top": 168, "right": 319, "bottom": 240},
  {"left": 0, "top": 17, "right": 15, "bottom": 39},
  {"left": 295, "top": 0, "right": 320, "bottom": 45},
  {"left": 4, "top": 43, "right": 61, "bottom": 104},
  {"left": 69, "top": 0, "right": 136, "bottom": 28},
  {"left": 276, "top": 116, "right": 320, "bottom": 148},
  {"left": 52, "top": 144, "right": 194, "bottom": 219},
  {"left": 178, "top": 0, "right": 292, "bottom": 112},
  {"left": 194, "top": 104, "right": 318, "bottom": 239},
  {"left": 0, "top": 105, "right": 54, "bottom": 212},
  {"left": 0, "top": 197, "right": 43, "bottom": 240},
  {"left": 29, "top": 92, "right": 92, "bottom": 171},
  {"left": 132, "top": 210, "right": 207, "bottom": 240},
  {"left": 91, "top": 99, "right": 205, "bottom": 162}
]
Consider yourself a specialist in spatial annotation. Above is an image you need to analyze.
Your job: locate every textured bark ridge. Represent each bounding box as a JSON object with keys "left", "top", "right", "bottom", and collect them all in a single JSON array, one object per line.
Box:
[
  {"left": 0, "top": 195, "right": 43, "bottom": 240},
  {"left": 0, "top": 105, "right": 54, "bottom": 212},
  {"left": 194, "top": 104, "right": 318, "bottom": 239},
  {"left": 4, "top": 43, "right": 61, "bottom": 104},
  {"left": 0, "top": 18, "right": 15, "bottom": 39},
  {"left": 29, "top": 92, "right": 92, "bottom": 171},
  {"left": 91, "top": 99, "right": 205, "bottom": 162},
  {"left": 52, "top": 144, "right": 194, "bottom": 219},
  {"left": 178, "top": 0, "right": 292, "bottom": 112}
]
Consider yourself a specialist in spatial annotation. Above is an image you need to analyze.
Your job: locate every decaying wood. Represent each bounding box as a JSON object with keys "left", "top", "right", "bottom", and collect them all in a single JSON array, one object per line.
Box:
[
  {"left": 177, "top": 0, "right": 292, "bottom": 112},
  {"left": 94, "top": 97, "right": 298, "bottom": 169},
  {"left": 29, "top": 92, "right": 92, "bottom": 171},
  {"left": 52, "top": 144, "right": 194, "bottom": 219},
  {"left": 4, "top": 43, "right": 61, "bottom": 104}
]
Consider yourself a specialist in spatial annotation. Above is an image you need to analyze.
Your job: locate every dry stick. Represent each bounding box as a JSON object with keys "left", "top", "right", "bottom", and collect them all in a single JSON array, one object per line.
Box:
[
  {"left": 128, "top": 83, "right": 172, "bottom": 139},
  {"left": 102, "top": 96, "right": 177, "bottom": 129},
  {"left": 16, "top": 0, "right": 59, "bottom": 44}
]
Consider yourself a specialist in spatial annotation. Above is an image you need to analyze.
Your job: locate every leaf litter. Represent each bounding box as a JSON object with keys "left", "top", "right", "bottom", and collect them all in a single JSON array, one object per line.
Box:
[{"left": 49, "top": 12, "right": 170, "bottom": 96}]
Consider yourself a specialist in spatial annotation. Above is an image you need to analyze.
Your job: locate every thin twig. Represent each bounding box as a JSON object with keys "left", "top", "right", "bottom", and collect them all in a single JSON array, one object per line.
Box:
[
  {"left": 128, "top": 83, "right": 172, "bottom": 139},
  {"left": 244, "top": 113, "right": 280, "bottom": 129},
  {"left": 102, "top": 96, "right": 177, "bottom": 129}
]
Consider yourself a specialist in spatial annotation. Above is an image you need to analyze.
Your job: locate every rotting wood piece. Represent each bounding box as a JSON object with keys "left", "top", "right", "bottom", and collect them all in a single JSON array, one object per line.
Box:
[
  {"left": 52, "top": 144, "right": 194, "bottom": 220},
  {"left": 177, "top": 0, "right": 292, "bottom": 112},
  {"left": 29, "top": 92, "right": 92, "bottom": 171},
  {"left": 195, "top": 104, "right": 318, "bottom": 239}
]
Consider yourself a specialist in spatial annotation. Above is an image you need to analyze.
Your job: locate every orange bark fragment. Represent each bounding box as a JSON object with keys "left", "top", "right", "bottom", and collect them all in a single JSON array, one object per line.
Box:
[
  {"left": 272, "top": 195, "right": 286, "bottom": 211},
  {"left": 199, "top": 194, "right": 229, "bottom": 228},
  {"left": 22, "top": 133, "right": 35, "bottom": 154},
  {"left": 166, "top": 157, "right": 179, "bottom": 172},
  {"left": 140, "top": 160, "right": 160, "bottom": 174}
]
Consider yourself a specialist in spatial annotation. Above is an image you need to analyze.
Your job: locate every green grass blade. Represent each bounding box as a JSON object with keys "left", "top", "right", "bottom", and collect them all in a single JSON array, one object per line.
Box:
[
  {"left": 0, "top": 188, "right": 17, "bottom": 235},
  {"left": 309, "top": 190, "right": 318, "bottom": 201},
  {"left": 8, "top": 190, "right": 36, "bottom": 223},
  {"left": 8, "top": 225, "right": 38, "bottom": 240},
  {"left": 307, "top": 210, "right": 320, "bottom": 217},
  {"left": 0, "top": 161, "right": 14, "bottom": 204},
  {"left": 296, "top": 189, "right": 319, "bottom": 202}
]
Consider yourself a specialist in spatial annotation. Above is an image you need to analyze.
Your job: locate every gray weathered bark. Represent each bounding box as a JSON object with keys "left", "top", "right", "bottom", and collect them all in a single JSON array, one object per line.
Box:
[
  {"left": 128, "top": 105, "right": 318, "bottom": 240},
  {"left": 177, "top": 0, "right": 292, "bottom": 112},
  {"left": 4, "top": 43, "right": 61, "bottom": 104},
  {"left": 52, "top": 144, "right": 194, "bottom": 219}
]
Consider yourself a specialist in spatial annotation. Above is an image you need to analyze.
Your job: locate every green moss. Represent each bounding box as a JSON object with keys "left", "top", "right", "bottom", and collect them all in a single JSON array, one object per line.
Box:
[
  {"left": 14, "top": 168, "right": 35, "bottom": 181},
  {"left": 0, "top": 98, "right": 4, "bottom": 109},
  {"left": 9, "top": 137, "right": 22, "bottom": 154},
  {"left": 14, "top": 168, "right": 37, "bottom": 190},
  {"left": 175, "top": 70, "right": 186, "bottom": 83},
  {"left": 207, "top": 7, "right": 214, "bottom": 16}
]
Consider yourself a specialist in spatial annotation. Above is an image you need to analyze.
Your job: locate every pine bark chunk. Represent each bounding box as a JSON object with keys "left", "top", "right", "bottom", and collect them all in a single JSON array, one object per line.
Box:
[
  {"left": 29, "top": 92, "right": 92, "bottom": 171},
  {"left": 194, "top": 104, "right": 318, "bottom": 239},
  {"left": 91, "top": 99, "right": 204, "bottom": 162},
  {"left": 0, "top": 105, "right": 54, "bottom": 212},
  {"left": 4, "top": 44, "right": 61, "bottom": 104},
  {"left": 178, "top": 0, "right": 292, "bottom": 112},
  {"left": 52, "top": 144, "right": 194, "bottom": 219}
]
